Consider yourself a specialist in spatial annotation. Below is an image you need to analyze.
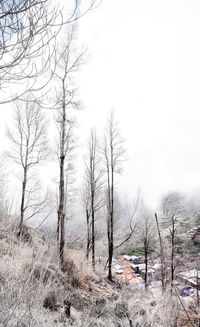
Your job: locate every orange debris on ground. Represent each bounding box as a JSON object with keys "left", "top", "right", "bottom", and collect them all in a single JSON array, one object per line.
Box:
[
  {"left": 116, "top": 264, "right": 137, "bottom": 280},
  {"left": 178, "top": 314, "right": 199, "bottom": 326},
  {"left": 115, "top": 257, "right": 129, "bottom": 267},
  {"left": 114, "top": 256, "right": 144, "bottom": 283}
]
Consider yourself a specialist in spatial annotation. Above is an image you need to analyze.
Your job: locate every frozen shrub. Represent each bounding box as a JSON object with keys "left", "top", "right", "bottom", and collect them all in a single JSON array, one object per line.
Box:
[
  {"left": 43, "top": 291, "right": 57, "bottom": 311},
  {"left": 139, "top": 309, "right": 146, "bottom": 316},
  {"left": 71, "top": 275, "right": 81, "bottom": 288},
  {"left": 70, "top": 292, "right": 92, "bottom": 311},
  {"left": 64, "top": 299, "right": 71, "bottom": 317},
  {"left": 114, "top": 301, "right": 129, "bottom": 318},
  {"left": 89, "top": 297, "right": 108, "bottom": 317},
  {"left": 17, "top": 225, "right": 32, "bottom": 243},
  {"left": 31, "top": 266, "right": 51, "bottom": 285},
  {"left": 62, "top": 258, "right": 76, "bottom": 274}
]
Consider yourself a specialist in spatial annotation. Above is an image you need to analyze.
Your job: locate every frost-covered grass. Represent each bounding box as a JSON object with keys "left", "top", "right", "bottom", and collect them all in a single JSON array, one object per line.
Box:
[{"left": 0, "top": 214, "right": 200, "bottom": 326}]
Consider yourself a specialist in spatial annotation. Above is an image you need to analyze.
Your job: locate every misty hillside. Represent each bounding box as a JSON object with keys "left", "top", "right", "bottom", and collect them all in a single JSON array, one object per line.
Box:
[
  {"left": 2, "top": 214, "right": 200, "bottom": 327},
  {"left": 2, "top": 1, "right": 200, "bottom": 327}
]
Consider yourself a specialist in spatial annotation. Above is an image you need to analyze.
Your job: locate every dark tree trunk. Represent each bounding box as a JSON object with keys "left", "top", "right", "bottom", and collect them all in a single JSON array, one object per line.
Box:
[
  {"left": 171, "top": 215, "right": 175, "bottom": 290},
  {"left": 197, "top": 271, "right": 199, "bottom": 306},
  {"left": 155, "top": 213, "right": 166, "bottom": 292},
  {"left": 58, "top": 154, "right": 65, "bottom": 268},
  {"left": 58, "top": 88, "right": 66, "bottom": 269},
  {"left": 108, "top": 241, "right": 113, "bottom": 281},
  {"left": 19, "top": 166, "right": 27, "bottom": 235},
  {"left": 86, "top": 209, "right": 90, "bottom": 260},
  {"left": 91, "top": 189, "right": 95, "bottom": 270},
  {"left": 64, "top": 300, "right": 71, "bottom": 318},
  {"left": 144, "top": 239, "right": 148, "bottom": 289},
  {"left": 108, "top": 152, "right": 114, "bottom": 282}
]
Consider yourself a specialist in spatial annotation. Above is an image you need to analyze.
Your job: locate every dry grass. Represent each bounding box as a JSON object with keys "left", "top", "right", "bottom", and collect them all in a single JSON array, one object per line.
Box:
[{"left": 1, "top": 215, "right": 200, "bottom": 326}]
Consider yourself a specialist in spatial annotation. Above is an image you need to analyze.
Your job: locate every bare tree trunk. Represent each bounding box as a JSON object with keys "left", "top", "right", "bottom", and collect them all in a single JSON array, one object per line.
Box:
[
  {"left": 58, "top": 89, "right": 66, "bottom": 269},
  {"left": 83, "top": 129, "right": 102, "bottom": 269},
  {"left": 108, "top": 242, "right": 113, "bottom": 281},
  {"left": 52, "top": 29, "right": 84, "bottom": 269},
  {"left": 103, "top": 112, "right": 124, "bottom": 282},
  {"left": 86, "top": 209, "right": 90, "bottom": 260},
  {"left": 19, "top": 169, "right": 27, "bottom": 234},
  {"left": 197, "top": 270, "right": 199, "bottom": 306},
  {"left": 104, "top": 113, "right": 124, "bottom": 282},
  {"left": 171, "top": 215, "right": 175, "bottom": 291},
  {"left": 144, "top": 239, "right": 148, "bottom": 289},
  {"left": 58, "top": 155, "right": 65, "bottom": 268},
  {"left": 57, "top": 215, "right": 60, "bottom": 243},
  {"left": 108, "top": 162, "right": 114, "bottom": 282},
  {"left": 91, "top": 194, "right": 95, "bottom": 269},
  {"left": 106, "top": 160, "right": 113, "bottom": 281},
  {"left": 155, "top": 213, "right": 166, "bottom": 292},
  {"left": 107, "top": 134, "right": 114, "bottom": 282}
]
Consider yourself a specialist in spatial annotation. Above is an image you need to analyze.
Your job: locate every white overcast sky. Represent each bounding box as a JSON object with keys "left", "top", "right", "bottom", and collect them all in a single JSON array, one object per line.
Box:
[
  {"left": 1, "top": 0, "right": 200, "bottom": 211},
  {"left": 74, "top": 0, "right": 200, "bottom": 209}
]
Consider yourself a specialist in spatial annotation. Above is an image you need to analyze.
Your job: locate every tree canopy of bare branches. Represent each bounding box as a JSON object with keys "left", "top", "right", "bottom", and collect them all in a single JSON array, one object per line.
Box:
[
  {"left": 7, "top": 98, "right": 49, "bottom": 233},
  {"left": 0, "top": 1, "right": 61, "bottom": 101},
  {"left": 0, "top": 0, "right": 99, "bottom": 103}
]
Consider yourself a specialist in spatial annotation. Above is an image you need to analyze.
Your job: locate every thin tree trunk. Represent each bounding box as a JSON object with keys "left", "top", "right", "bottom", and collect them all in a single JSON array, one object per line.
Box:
[
  {"left": 144, "top": 240, "right": 148, "bottom": 289},
  {"left": 57, "top": 215, "right": 60, "bottom": 243},
  {"left": 171, "top": 215, "right": 175, "bottom": 291},
  {"left": 58, "top": 153, "right": 65, "bottom": 268},
  {"left": 108, "top": 240, "right": 113, "bottom": 281},
  {"left": 155, "top": 213, "right": 166, "bottom": 292},
  {"left": 86, "top": 209, "right": 90, "bottom": 260},
  {"left": 91, "top": 195, "right": 95, "bottom": 269},
  {"left": 197, "top": 270, "right": 199, "bottom": 306},
  {"left": 108, "top": 148, "right": 114, "bottom": 282},
  {"left": 19, "top": 166, "right": 27, "bottom": 234},
  {"left": 58, "top": 84, "right": 66, "bottom": 269}
]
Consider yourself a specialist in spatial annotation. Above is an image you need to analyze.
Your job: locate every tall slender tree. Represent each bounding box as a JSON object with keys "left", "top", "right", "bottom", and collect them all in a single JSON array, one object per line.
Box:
[
  {"left": 53, "top": 29, "right": 84, "bottom": 268},
  {"left": 161, "top": 192, "right": 184, "bottom": 290},
  {"left": 137, "top": 205, "right": 156, "bottom": 289},
  {"left": 83, "top": 128, "right": 103, "bottom": 269},
  {"left": 103, "top": 111, "right": 125, "bottom": 281},
  {"left": 7, "top": 99, "right": 48, "bottom": 234}
]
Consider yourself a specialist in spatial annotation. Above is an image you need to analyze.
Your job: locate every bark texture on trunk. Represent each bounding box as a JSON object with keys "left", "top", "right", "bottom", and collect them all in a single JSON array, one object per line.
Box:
[
  {"left": 86, "top": 209, "right": 90, "bottom": 260},
  {"left": 58, "top": 83, "right": 66, "bottom": 269},
  {"left": 171, "top": 215, "right": 175, "bottom": 291},
  {"left": 144, "top": 240, "right": 148, "bottom": 289},
  {"left": 155, "top": 213, "right": 166, "bottom": 292}
]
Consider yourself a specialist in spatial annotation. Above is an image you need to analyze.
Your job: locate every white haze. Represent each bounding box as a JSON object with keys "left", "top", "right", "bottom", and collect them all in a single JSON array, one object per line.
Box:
[
  {"left": 76, "top": 0, "right": 200, "bottom": 208},
  {"left": 1, "top": 0, "right": 200, "bottom": 214}
]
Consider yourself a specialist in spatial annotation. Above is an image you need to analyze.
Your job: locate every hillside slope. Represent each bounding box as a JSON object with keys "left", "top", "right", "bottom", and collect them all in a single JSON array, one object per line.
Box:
[{"left": 0, "top": 216, "right": 198, "bottom": 327}]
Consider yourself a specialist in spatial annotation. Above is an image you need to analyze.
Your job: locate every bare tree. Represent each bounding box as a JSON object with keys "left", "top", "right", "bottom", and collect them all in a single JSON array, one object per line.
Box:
[
  {"left": 103, "top": 111, "right": 125, "bottom": 281},
  {"left": 83, "top": 128, "right": 103, "bottom": 269},
  {"left": 82, "top": 181, "right": 92, "bottom": 260},
  {"left": 7, "top": 99, "right": 48, "bottom": 234},
  {"left": 53, "top": 29, "right": 84, "bottom": 269},
  {"left": 0, "top": 1, "right": 61, "bottom": 102},
  {"left": 161, "top": 192, "right": 185, "bottom": 290},
  {"left": 136, "top": 205, "right": 156, "bottom": 289},
  {"left": 113, "top": 196, "right": 139, "bottom": 251},
  {"left": 155, "top": 212, "right": 167, "bottom": 292},
  {"left": 0, "top": 0, "right": 99, "bottom": 102}
]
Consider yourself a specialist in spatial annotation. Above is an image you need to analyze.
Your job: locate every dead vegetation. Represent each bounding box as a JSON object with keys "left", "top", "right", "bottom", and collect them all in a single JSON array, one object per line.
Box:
[{"left": 1, "top": 215, "right": 200, "bottom": 327}]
